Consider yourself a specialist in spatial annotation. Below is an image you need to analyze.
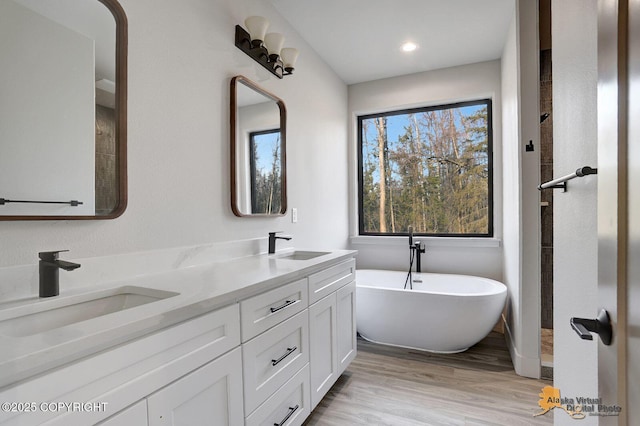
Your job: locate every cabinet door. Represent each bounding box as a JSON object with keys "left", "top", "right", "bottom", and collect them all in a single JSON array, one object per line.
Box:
[
  {"left": 147, "top": 347, "right": 243, "bottom": 426},
  {"left": 336, "top": 281, "right": 357, "bottom": 375},
  {"left": 308, "top": 293, "right": 338, "bottom": 409},
  {"left": 97, "top": 400, "right": 147, "bottom": 426}
]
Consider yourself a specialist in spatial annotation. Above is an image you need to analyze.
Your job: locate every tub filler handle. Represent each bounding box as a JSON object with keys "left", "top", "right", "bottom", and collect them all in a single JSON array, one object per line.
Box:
[
  {"left": 570, "top": 309, "right": 612, "bottom": 345},
  {"left": 271, "top": 346, "right": 297, "bottom": 366},
  {"left": 274, "top": 405, "right": 299, "bottom": 426},
  {"left": 270, "top": 299, "right": 296, "bottom": 313}
]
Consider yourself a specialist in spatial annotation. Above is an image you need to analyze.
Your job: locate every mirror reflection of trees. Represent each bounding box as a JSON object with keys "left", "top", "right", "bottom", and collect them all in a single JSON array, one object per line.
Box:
[
  {"left": 250, "top": 130, "right": 282, "bottom": 214},
  {"left": 359, "top": 100, "right": 492, "bottom": 236}
]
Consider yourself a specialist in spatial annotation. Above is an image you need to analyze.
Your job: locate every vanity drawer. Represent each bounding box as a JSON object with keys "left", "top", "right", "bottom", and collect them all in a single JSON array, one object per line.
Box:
[
  {"left": 308, "top": 259, "right": 355, "bottom": 304},
  {"left": 245, "top": 364, "right": 310, "bottom": 426},
  {"left": 241, "top": 278, "right": 308, "bottom": 342},
  {"left": 242, "top": 310, "right": 309, "bottom": 414}
]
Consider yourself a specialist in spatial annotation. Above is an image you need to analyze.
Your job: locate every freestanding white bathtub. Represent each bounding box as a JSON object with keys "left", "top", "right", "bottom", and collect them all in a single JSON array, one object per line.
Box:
[{"left": 356, "top": 269, "right": 507, "bottom": 353}]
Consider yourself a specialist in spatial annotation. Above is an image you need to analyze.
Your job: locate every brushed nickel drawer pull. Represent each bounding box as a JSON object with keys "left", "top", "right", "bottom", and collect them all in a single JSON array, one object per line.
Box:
[
  {"left": 274, "top": 404, "right": 299, "bottom": 426},
  {"left": 270, "top": 300, "right": 296, "bottom": 313},
  {"left": 271, "top": 346, "right": 297, "bottom": 366}
]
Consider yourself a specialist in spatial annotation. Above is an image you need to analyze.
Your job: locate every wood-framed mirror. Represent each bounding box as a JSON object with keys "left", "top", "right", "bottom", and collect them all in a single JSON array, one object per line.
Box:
[
  {"left": 0, "top": 0, "right": 127, "bottom": 220},
  {"left": 230, "top": 76, "right": 287, "bottom": 217}
]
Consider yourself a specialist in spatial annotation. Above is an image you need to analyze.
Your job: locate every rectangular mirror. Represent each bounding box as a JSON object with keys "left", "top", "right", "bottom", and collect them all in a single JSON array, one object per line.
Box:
[
  {"left": 231, "top": 76, "right": 287, "bottom": 216},
  {"left": 0, "top": 0, "right": 127, "bottom": 220}
]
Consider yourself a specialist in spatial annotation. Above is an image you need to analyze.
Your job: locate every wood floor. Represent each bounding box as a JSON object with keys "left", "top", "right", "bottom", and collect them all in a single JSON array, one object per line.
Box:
[{"left": 304, "top": 333, "right": 553, "bottom": 426}]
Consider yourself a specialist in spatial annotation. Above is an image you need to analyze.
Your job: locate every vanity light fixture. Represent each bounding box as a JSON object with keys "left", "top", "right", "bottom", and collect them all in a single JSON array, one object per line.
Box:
[{"left": 235, "top": 16, "right": 299, "bottom": 79}]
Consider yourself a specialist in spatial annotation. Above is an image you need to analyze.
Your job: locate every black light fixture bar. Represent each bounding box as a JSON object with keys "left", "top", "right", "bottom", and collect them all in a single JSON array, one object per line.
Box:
[{"left": 235, "top": 25, "right": 284, "bottom": 79}]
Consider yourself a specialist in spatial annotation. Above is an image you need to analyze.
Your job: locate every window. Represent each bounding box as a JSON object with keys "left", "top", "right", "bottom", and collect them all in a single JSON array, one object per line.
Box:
[
  {"left": 249, "top": 129, "right": 282, "bottom": 214},
  {"left": 358, "top": 99, "right": 493, "bottom": 237}
]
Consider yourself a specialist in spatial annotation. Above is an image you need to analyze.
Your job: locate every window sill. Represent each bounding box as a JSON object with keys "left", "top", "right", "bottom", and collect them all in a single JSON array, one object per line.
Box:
[{"left": 350, "top": 235, "right": 502, "bottom": 248}]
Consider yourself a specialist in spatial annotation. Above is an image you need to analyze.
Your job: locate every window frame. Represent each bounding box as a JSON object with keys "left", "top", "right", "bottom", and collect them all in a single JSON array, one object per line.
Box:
[
  {"left": 249, "top": 128, "right": 282, "bottom": 213},
  {"left": 357, "top": 98, "right": 494, "bottom": 238}
]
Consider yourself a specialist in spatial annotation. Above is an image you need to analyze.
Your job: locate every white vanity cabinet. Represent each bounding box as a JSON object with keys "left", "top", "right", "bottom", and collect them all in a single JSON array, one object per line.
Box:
[
  {"left": 242, "top": 311, "right": 309, "bottom": 414},
  {"left": 0, "top": 252, "right": 357, "bottom": 426},
  {"left": 0, "top": 304, "right": 242, "bottom": 426},
  {"left": 240, "top": 278, "right": 311, "bottom": 425},
  {"left": 336, "top": 281, "right": 357, "bottom": 374},
  {"left": 308, "top": 259, "right": 355, "bottom": 305},
  {"left": 240, "top": 278, "right": 308, "bottom": 341},
  {"left": 308, "top": 290, "right": 338, "bottom": 408},
  {"left": 96, "top": 400, "right": 148, "bottom": 425},
  {"left": 146, "top": 347, "right": 244, "bottom": 425},
  {"left": 239, "top": 257, "right": 356, "bottom": 425},
  {"left": 308, "top": 259, "right": 356, "bottom": 409},
  {"left": 244, "top": 364, "right": 310, "bottom": 426}
]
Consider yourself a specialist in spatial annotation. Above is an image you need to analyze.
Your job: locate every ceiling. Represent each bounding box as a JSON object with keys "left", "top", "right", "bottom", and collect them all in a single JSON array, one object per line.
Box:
[{"left": 269, "top": 0, "right": 515, "bottom": 85}]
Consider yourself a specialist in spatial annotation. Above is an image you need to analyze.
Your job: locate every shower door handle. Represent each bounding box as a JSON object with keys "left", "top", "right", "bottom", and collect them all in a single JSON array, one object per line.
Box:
[{"left": 570, "top": 309, "right": 612, "bottom": 345}]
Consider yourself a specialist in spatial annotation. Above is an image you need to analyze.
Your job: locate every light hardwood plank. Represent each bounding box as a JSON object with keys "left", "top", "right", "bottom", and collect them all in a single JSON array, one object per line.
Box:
[{"left": 304, "top": 333, "right": 553, "bottom": 425}]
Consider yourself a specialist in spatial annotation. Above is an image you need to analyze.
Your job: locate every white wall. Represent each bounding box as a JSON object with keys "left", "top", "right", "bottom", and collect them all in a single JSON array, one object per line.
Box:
[
  {"left": 517, "top": 0, "right": 542, "bottom": 378},
  {"left": 553, "top": 0, "right": 599, "bottom": 423},
  {"left": 348, "top": 60, "right": 504, "bottom": 281},
  {"left": 0, "top": 0, "right": 349, "bottom": 271},
  {"left": 500, "top": 0, "right": 541, "bottom": 378},
  {"left": 0, "top": 0, "right": 95, "bottom": 216},
  {"left": 501, "top": 7, "right": 521, "bottom": 369}
]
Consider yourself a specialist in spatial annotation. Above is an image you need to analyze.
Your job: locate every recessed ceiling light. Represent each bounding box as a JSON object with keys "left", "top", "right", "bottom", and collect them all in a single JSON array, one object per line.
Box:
[{"left": 401, "top": 42, "right": 418, "bottom": 52}]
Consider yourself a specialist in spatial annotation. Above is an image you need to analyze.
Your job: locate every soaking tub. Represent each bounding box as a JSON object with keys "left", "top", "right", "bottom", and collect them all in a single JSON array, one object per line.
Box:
[{"left": 356, "top": 269, "right": 507, "bottom": 353}]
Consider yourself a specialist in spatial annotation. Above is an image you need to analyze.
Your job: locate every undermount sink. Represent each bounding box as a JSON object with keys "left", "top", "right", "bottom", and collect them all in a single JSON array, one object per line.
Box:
[
  {"left": 278, "top": 251, "right": 330, "bottom": 261},
  {"left": 0, "top": 286, "right": 179, "bottom": 338}
]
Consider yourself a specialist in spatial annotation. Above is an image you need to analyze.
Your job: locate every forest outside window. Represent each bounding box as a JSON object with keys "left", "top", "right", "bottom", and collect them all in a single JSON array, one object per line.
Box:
[
  {"left": 250, "top": 129, "right": 282, "bottom": 214},
  {"left": 358, "top": 99, "right": 493, "bottom": 237}
]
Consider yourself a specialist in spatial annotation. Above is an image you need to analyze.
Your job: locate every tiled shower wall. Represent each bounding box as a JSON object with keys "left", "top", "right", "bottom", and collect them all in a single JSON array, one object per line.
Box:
[
  {"left": 95, "top": 105, "right": 117, "bottom": 215},
  {"left": 540, "top": 49, "right": 553, "bottom": 329}
]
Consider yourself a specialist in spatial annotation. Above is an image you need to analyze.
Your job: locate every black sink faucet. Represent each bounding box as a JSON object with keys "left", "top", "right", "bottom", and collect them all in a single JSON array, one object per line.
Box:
[
  {"left": 268, "top": 232, "right": 292, "bottom": 254},
  {"left": 38, "top": 250, "right": 81, "bottom": 297}
]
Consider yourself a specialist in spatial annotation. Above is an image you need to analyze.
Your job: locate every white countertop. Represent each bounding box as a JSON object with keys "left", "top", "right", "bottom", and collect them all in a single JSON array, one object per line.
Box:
[{"left": 0, "top": 248, "right": 356, "bottom": 389}]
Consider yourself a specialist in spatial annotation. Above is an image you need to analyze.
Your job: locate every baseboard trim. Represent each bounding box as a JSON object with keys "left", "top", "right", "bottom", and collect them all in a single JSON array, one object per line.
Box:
[{"left": 502, "top": 315, "right": 541, "bottom": 379}]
